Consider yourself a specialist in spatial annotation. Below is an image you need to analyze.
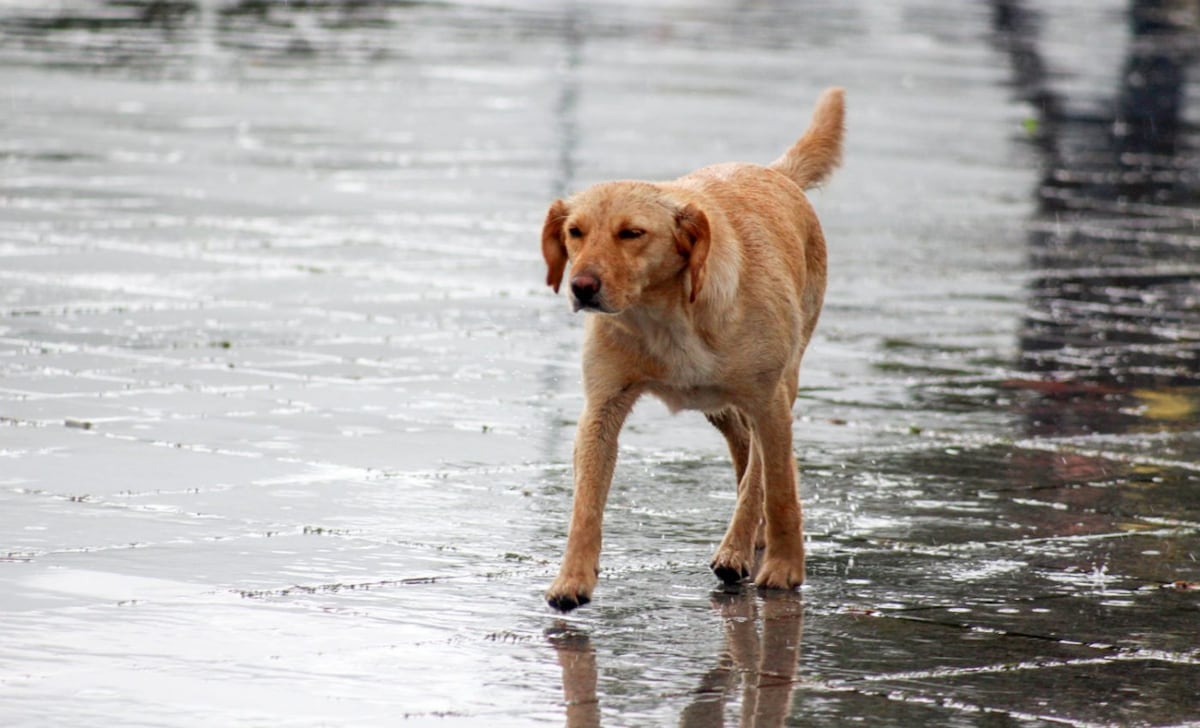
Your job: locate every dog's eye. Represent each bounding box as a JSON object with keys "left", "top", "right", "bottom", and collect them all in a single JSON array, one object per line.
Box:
[
  {"left": 617, "top": 228, "right": 645, "bottom": 240},
  {"left": 568, "top": 226, "right": 583, "bottom": 238}
]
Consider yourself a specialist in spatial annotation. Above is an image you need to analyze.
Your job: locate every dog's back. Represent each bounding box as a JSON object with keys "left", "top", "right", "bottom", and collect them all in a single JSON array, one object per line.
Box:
[{"left": 670, "top": 88, "right": 844, "bottom": 344}]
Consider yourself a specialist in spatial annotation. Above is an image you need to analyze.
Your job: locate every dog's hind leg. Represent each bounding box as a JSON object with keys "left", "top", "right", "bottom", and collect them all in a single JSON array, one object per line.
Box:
[
  {"left": 751, "top": 390, "right": 805, "bottom": 590},
  {"left": 706, "top": 408, "right": 751, "bottom": 483}
]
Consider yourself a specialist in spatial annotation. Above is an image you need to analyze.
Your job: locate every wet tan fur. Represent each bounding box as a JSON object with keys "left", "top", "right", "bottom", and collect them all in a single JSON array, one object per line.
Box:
[{"left": 541, "top": 88, "right": 845, "bottom": 609}]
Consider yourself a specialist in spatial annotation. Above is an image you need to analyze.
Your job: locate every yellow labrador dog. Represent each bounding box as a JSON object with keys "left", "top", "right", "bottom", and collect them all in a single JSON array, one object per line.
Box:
[{"left": 541, "top": 88, "right": 844, "bottom": 611}]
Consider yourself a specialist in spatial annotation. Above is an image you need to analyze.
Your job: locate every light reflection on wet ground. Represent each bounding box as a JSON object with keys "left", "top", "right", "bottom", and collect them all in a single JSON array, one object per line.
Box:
[{"left": 1, "top": 1, "right": 1198, "bottom": 726}]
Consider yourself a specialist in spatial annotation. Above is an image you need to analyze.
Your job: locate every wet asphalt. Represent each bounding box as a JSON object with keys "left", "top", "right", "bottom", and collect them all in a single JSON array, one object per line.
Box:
[{"left": 2, "top": 1, "right": 1199, "bottom": 726}]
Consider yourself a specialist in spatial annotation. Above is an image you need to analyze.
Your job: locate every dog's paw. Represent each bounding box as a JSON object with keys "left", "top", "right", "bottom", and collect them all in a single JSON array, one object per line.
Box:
[
  {"left": 545, "top": 572, "right": 596, "bottom": 612},
  {"left": 547, "top": 590, "right": 590, "bottom": 612},
  {"left": 754, "top": 552, "right": 805, "bottom": 590},
  {"left": 710, "top": 547, "right": 753, "bottom": 585}
]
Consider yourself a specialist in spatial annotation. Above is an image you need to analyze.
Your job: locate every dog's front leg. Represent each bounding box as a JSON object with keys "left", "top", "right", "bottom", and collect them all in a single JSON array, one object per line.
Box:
[
  {"left": 546, "top": 385, "right": 639, "bottom": 611},
  {"left": 751, "top": 392, "right": 806, "bottom": 590},
  {"left": 710, "top": 426, "right": 758, "bottom": 587}
]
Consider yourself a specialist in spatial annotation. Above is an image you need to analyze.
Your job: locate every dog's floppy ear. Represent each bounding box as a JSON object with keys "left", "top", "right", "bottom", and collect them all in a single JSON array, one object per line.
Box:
[
  {"left": 674, "top": 203, "right": 710, "bottom": 303},
  {"left": 541, "top": 199, "right": 570, "bottom": 293}
]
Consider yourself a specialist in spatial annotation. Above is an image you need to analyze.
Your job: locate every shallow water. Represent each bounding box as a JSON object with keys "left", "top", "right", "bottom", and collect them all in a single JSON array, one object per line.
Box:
[{"left": 2, "top": 1, "right": 1199, "bottom": 726}]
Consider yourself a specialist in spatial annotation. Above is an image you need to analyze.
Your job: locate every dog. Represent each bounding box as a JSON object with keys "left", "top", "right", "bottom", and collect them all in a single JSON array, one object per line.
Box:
[{"left": 540, "top": 87, "right": 844, "bottom": 611}]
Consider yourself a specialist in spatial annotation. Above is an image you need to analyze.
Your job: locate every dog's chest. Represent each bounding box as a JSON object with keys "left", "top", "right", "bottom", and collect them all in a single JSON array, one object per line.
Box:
[
  {"left": 647, "top": 381, "right": 730, "bottom": 414},
  {"left": 623, "top": 317, "right": 730, "bottom": 413}
]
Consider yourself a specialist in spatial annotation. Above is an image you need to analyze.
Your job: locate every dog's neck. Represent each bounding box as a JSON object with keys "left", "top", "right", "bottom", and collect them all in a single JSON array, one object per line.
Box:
[{"left": 592, "top": 244, "right": 739, "bottom": 387}]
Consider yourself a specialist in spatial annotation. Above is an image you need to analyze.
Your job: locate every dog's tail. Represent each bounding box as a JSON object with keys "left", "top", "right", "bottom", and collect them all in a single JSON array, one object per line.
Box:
[{"left": 768, "top": 87, "right": 845, "bottom": 190}]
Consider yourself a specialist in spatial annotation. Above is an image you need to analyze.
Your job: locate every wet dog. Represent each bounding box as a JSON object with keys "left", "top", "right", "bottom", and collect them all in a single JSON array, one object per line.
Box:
[{"left": 540, "top": 88, "right": 844, "bottom": 611}]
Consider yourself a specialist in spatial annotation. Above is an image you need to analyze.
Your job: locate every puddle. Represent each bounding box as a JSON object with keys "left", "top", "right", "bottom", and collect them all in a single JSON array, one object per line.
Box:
[{"left": 2, "top": 0, "right": 1199, "bottom": 726}]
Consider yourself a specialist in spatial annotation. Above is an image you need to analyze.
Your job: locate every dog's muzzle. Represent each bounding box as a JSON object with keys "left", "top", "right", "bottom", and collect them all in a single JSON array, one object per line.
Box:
[{"left": 570, "top": 274, "right": 604, "bottom": 313}]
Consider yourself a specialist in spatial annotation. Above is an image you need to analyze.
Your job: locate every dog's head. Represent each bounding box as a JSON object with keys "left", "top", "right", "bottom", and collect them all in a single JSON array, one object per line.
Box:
[{"left": 541, "top": 182, "right": 710, "bottom": 314}]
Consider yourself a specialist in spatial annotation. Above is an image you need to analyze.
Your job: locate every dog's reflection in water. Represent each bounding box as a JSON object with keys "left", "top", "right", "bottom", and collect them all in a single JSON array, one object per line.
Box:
[
  {"left": 546, "top": 624, "right": 602, "bottom": 728},
  {"left": 680, "top": 590, "right": 805, "bottom": 727},
  {"left": 547, "top": 589, "right": 804, "bottom": 727}
]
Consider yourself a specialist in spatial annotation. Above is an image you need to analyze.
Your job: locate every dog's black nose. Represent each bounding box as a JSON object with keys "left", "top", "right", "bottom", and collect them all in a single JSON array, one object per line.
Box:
[{"left": 571, "top": 274, "right": 601, "bottom": 305}]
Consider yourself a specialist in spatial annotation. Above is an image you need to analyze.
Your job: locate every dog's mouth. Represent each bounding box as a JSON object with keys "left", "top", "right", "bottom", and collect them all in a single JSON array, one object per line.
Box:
[{"left": 572, "top": 297, "right": 613, "bottom": 314}]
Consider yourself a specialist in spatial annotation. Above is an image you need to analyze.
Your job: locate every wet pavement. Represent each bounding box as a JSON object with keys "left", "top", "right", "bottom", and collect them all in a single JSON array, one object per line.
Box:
[{"left": 2, "top": 0, "right": 1199, "bottom": 725}]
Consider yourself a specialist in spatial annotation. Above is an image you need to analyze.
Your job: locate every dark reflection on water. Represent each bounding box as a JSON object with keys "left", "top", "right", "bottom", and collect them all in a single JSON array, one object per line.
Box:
[
  {"left": 0, "top": 0, "right": 856, "bottom": 78},
  {"left": 992, "top": 0, "right": 1200, "bottom": 435},
  {"left": 0, "top": 0, "right": 564, "bottom": 76},
  {"left": 548, "top": 590, "right": 804, "bottom": 728}
]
